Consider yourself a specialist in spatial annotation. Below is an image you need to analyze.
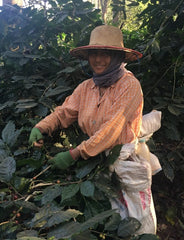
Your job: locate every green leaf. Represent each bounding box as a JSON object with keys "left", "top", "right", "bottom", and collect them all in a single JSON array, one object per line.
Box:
[
  {"left": 0, "top": 101, "right": 14, "bottom": 110},
  {"left": 11, "top": 176, "right": 30, "bottom": 192},
  {"left": 16, "top": 99, "right": 38, "bottom": 109},
  {"left": 59, "top": 66, "right": 75, "bottom": 73},
  {"left": 61, "top": 184, "right": 79, "bottom": 203},
  {"left": 47, "top": 209, "right": 115, "bottom": 239},
  {"left": 164, "top": 123, "right": 180, "bottom": 141},
  {"left": 45, "top": 86, "right": 72, "bottom": 97},
  {"left": 17, "top": 237, "right": 45, "bottom": 240},
  {"left": 117, "top": 217, "right": 141, "bottom": 238},
  {"left": 132, "top": 234, "right": 160, "bottom": 240},
  {"left": 106, "top": 144, "right": 122, "bottom": 165},
  {"left": 94, "top": 173, "right": 118, "bottom": 199},
  {"left": 23, "top": 54, "right": 40, "bottom": 59},
  {"left": 168, "top": 105, "right": 181, "bottom": 116},
  {"left": 41, "top": 185, "right": 62, "bottom": 205},
  {"left": 71, "top": 231, "right": 98, "bottom": 240},
  {"left": 76, "top": 159, "right": 99, "bottom": 179},
  {"left": 162, "top": 159, "right": 175, "bottom": 182},
  {"left": 30, "top": 205, "right": 59, "bottom": 228},
  {"left": 45, "top": 209, "right": 82, "bottom": 228},
  {"left": 15, "top": 200, "right": 39, "bottom": 211},
  {"left": 16, "top": 230, "right": 38, "bottom": 238},
  {"left": 0, "top": 221, "right": 19, "bottom": 240},
  {"left": 47, "top": 221, "right": 80, "bottom": 239},
  {"left": 19, "top": 57, "right": 29, "bottom": 66},
  {"left": 104, "top": 213, "right": 121, "bottom": 231},
  {"left": 1, "top": 121, "right": 22, "bottom": 147},
  {"left": 151, "top": 39, "right": 160, "bottom": 54},
  {"left": 4, "top": 51, "right": 23, "bottom": 58},
  {"left": 0, "top": 148, "right": 9, "bottom": 159},
  {"left": 80, "top": 209, "right": 115, "bottom": 231},
  {"left": 80, "top": 181, "right": 95, "bottom": 197},
  {"left": 0, "top": 156, "right": 16, "bottom": 182},
  {"left": 34, "top": 104, "right": 48, "bottom": 117}
]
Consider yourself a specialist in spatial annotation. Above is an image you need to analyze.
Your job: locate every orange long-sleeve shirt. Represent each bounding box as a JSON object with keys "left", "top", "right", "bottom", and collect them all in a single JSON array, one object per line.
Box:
[{"left": 35, "top": 68, "right": 143, "bottom": 159}]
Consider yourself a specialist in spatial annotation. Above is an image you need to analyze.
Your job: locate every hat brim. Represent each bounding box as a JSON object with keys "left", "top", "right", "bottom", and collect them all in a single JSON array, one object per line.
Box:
[{"left": 70, "top": 45, "right": 143, "bottom": 62}]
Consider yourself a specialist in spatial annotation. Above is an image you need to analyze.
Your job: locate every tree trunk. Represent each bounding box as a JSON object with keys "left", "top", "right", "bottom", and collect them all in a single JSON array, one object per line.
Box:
[{"left": 100, "top": 0, "right": 109, "bottom": 23}]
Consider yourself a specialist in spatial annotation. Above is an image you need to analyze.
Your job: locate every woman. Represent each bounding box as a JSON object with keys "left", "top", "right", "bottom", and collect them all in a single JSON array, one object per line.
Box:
[{"left": 29, "top": 25, "right": 143, "bottom": 171}]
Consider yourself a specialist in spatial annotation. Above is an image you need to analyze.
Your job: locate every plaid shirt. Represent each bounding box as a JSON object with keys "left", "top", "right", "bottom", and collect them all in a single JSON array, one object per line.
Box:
[{"left": 35, "top": 69, "right": 143, "bottom": 159}]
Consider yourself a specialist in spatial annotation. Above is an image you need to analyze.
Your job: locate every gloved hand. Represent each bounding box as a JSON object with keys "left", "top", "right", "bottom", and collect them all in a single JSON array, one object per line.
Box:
[
  {"left": 48, "top": 151, "right": 75, "bottom": 170},
  {"left": 29, "top": 127, "right": 43, "bottom": 146}
]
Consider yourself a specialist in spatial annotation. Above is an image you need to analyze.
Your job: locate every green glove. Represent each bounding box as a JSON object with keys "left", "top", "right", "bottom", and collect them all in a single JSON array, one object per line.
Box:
[
  {"left": 49, "top": 151, "right": 75, "bottom": 170},
  {"left": 29, "top": 127, "right": 43, "bottom": 145}
]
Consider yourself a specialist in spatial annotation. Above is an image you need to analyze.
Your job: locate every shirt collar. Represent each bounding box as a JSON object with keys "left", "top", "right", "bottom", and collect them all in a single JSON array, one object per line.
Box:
[
  {"left": 91, "top": 78, "right": 119, "bottom": 89},
  {"left": 91, "top": 78, "right": 117, "bottom": 89}
]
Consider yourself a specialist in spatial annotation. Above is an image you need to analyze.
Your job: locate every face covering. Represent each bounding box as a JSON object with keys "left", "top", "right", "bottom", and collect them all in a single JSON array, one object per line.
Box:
[{"left": 91, "top": 51, "right": 125, "bottom": 88}]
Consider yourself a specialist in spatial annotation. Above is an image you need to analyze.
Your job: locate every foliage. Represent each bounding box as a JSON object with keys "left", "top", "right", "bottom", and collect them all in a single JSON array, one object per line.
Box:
[
  {"left": 0, "top": 0, "right": 184, "bottom": 239},
  {"left": 0, "top": 0, "right": 157, "bottom": 239},
  {"left": 0, "top": 120, "right": 154, "bottom": 239},
  {"left": 124, "top": 1, "right": 184, "bottom": 238},
  {"left": 131, "top": 0, "right": 184, "bottom": 181}
]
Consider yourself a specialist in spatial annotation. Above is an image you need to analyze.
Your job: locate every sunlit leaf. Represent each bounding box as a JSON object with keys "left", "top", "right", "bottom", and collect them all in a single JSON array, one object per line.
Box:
[
  {"left": 45, "top": 209, "right": 82, "bottom": 228},
  {"left": 11, "top": 176, "right": 30, "bottom": 192}
]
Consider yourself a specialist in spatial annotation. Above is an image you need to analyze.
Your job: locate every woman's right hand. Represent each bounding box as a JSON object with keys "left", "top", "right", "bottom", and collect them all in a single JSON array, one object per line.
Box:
[{"left": 29, "top": 127, "right": 44, "bottom": 147}]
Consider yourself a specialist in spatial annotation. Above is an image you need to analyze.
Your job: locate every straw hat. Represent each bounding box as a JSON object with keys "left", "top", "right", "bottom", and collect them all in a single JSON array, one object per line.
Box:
[{"left": 70, "top": 25, "right": 142, "bottom": 62}]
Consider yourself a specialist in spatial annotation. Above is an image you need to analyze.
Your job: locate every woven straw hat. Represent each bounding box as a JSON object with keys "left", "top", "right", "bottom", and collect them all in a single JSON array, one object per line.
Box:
[{"left": 70, "top": 25, "right": 142, "bottom": 62}]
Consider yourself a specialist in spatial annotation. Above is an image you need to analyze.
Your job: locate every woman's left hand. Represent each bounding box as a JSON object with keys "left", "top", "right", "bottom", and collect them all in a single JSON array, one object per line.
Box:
[{"left": 48, "top": 148, "right": 80, "bottom": 170}]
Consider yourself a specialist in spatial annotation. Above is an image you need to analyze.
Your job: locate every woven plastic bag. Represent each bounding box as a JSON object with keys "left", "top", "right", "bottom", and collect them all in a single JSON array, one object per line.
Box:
[{"left": 109, "top": 110, "right": 162, "bottom": 235}]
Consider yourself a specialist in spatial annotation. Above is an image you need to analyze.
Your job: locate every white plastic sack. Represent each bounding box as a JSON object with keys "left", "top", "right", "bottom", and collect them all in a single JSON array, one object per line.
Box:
[
  {"left": 110, "top": 154, "right": 156, "bottom": 235},
  {"left": 140, "top": 110, "right": 162, "bottom": 139},
  {"left": 109, "top": 110, "right": 162, "bottom": 235},
  {"left": 110, "top": 187, "right": 157, "bottom": 235}
]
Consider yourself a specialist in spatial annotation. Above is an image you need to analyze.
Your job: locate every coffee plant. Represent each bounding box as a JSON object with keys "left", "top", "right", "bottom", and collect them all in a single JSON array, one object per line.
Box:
[{"left": 0, "top": 0, "right": 183, "bottom": 239}]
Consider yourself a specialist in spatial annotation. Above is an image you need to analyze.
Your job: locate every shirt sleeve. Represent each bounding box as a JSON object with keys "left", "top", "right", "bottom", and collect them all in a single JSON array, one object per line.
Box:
[
  {"left": 35, "top": 84, "right": 82, "bottom": 135},
  {"left": 77, "top": 77, "right": 143, "bottom": 159}
]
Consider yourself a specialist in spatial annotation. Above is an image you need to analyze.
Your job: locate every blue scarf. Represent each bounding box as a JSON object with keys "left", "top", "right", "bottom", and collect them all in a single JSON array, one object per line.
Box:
[{"left": 92, "top": 53, "right": 124, "bottom": 88}]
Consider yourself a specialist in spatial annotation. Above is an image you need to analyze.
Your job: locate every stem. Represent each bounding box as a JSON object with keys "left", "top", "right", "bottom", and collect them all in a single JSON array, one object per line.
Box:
[
  {"left": 172, "top": 56, "right": 180, "bottom": 100},
  {"left": 30, "top": 165, "right": 51, "bottom": 181},
  {"left": 30, "top": 179, "right": 83, "bottom": 190}
]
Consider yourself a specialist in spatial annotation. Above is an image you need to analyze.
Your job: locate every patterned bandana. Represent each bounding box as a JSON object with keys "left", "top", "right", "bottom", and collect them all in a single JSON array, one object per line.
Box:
[{"left": 92, "top": 51, "right": 125, "bottom": 88}]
